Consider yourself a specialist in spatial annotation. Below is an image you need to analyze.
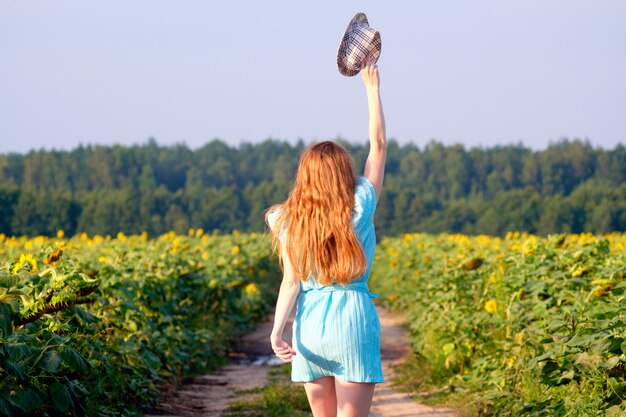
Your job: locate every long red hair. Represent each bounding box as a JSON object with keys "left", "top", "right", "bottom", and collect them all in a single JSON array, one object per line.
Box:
[{"left": 265, "top": 141, "right": 367, "bottom": 285}]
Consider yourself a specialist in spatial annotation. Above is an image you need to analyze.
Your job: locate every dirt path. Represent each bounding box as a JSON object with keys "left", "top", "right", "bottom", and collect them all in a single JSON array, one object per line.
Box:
[{"left": 145, "top": 305, "right": 459, "bottom": 417}]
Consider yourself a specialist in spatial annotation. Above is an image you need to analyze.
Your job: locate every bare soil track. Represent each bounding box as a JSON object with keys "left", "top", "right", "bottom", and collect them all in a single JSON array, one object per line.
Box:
[{"left": 145, "top": 306, "right": 459, "bottom": 417}]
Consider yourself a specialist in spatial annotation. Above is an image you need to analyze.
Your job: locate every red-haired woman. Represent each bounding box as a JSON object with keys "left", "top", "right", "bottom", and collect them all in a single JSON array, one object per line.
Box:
[{"left": 266, "top": 57, "right": 386, "bottom": 417}]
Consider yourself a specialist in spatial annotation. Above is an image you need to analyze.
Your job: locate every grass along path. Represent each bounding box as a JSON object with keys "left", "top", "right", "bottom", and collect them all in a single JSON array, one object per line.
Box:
[
  {"left": 145, "top": 305, "right": 459, "bottom": 417},
  {"left": 370, "top": 306, "right": 458, "bottom": 417}
]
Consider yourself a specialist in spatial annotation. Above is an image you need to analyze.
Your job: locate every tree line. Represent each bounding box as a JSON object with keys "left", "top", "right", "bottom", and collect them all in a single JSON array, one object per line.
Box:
[{"left": 0, "top": 138, "right": 624, "bottom": 237}]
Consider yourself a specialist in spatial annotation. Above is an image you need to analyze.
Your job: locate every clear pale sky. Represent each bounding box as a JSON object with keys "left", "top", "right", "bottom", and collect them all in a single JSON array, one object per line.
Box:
[{"left": 1, "top": 0, "right": 625, "bottom": 154}]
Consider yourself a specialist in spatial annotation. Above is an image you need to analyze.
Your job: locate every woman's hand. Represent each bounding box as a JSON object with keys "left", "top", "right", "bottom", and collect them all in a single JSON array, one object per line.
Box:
[
  {"left": 361, "top": 54, "right": 380, "bottom": 91},
  {"left": 270, "top": 336, "right": 296, "bottom": 362}
]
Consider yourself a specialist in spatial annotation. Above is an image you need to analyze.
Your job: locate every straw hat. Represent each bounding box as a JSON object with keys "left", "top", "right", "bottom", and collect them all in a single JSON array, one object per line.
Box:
[{"left": 337, "top": 12, "right": 382, "bottom": 77}]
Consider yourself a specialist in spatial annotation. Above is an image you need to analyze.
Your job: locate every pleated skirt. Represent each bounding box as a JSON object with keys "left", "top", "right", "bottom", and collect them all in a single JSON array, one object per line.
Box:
[{"left": 291, "top": 288, "right": 384, "bottom": 383}]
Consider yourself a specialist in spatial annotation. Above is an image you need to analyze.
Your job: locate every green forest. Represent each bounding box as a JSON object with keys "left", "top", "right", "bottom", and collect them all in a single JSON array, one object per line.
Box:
[{"left": 0, "top": 138, "right": 624, "bottom": 237}]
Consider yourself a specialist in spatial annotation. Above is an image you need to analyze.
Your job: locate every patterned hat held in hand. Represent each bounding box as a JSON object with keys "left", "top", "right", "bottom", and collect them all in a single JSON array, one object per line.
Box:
[{"left": 337, "top": 12, "right": 382, "bottom": 77}]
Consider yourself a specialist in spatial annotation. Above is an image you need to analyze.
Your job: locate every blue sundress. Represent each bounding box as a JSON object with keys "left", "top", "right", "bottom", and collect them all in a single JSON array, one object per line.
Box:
[{"left": 267, "top": 176, "right": 384, "bottom": 383}]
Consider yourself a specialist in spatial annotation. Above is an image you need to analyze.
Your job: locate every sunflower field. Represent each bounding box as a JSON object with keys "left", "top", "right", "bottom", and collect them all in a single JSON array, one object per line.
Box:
[
  {"left": 0, "top": 230, "right": 279, "bottom": 416},
  {"left": 370, "top": 232, "right": 626, "bottom": 416}
]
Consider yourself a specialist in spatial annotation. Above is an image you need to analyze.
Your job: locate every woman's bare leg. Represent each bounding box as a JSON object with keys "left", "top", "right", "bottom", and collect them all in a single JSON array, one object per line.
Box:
[
  {"left": 303, "top": 376, "right": 337, "bottom": 417},
  {"left": 335, "top": 380, "right": 376, "bottom": 417}
]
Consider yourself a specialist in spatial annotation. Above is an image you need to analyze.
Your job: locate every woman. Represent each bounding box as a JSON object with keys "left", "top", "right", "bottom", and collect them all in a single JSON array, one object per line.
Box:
[{"left": 266, "top": 57, "right": 386, "bottom": 417}]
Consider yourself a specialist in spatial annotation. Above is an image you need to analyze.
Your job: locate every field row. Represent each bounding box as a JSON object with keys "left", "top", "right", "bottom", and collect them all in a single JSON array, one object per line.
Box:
[
  {"left": 0, "top": 230, "right": 280, "bottom": 417},
  {"left": 370, "top": 232, "right": 626, "bottom": 416}
]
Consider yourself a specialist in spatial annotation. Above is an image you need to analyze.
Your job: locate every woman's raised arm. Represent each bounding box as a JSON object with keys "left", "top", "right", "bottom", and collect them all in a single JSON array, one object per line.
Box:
[{"left": 361, "top": 57, "right": 386, "bottom": 203}]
